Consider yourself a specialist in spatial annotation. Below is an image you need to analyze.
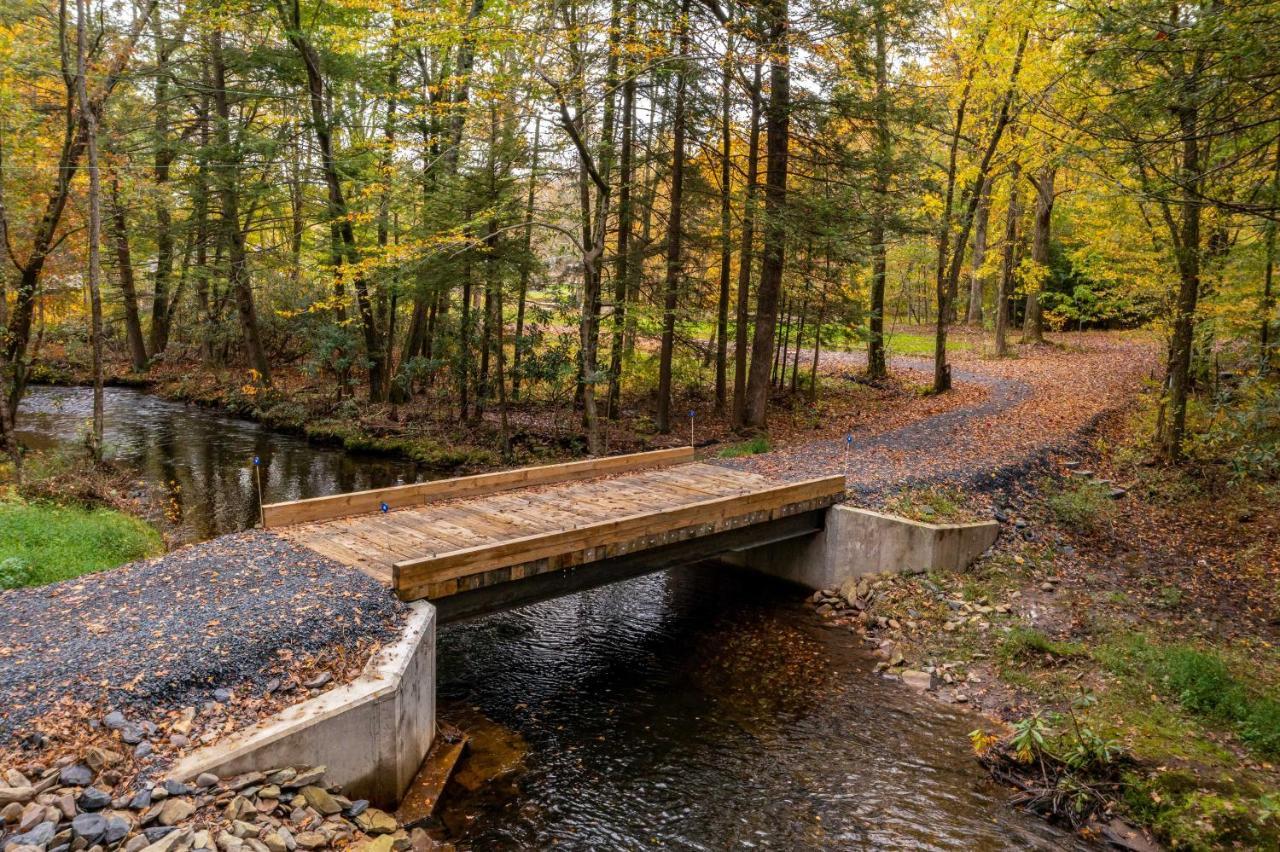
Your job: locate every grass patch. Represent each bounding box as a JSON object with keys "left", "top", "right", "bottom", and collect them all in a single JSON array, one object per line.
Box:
[
  {"left": 883, "top": 485, "right": 976, "bottom": 522},
  {"left": 1099, "top": 636, "right": 1280, "bottom": 759},
  {"left": 1044, "top": 478, "right": 1116, "bottom": 529},
  {"left": 0, "top": 498, "right": 162, "bottom": 588},
  {"left": 717, "top": 436, "right": 770, "bottom": 458},
  {"left": 999, "top": 627, "right": 1085, "bottom": 663}
]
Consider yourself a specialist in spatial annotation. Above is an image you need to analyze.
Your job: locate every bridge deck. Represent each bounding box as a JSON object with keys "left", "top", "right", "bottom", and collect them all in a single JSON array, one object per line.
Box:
[{"left": 267, "top": 450, "right": 844, "bottom": 604}]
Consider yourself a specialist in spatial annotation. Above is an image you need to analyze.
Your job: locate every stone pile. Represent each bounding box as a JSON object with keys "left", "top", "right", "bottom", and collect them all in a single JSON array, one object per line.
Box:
[{"left": 1, "top": 755, "right": 443, "bottom": 852}]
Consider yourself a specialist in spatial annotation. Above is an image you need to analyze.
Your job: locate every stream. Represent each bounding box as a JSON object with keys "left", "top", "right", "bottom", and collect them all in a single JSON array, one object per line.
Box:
[{"left": 18, "top": 385, "right": 1089, "bottom": 849}]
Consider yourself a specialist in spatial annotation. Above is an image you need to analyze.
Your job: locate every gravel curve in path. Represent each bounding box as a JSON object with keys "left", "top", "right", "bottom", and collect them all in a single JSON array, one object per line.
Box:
[
  {"left": 0, "top": 530, "right": 404, "bottom": 742},
  {"left": 714, "top": 344, "right": 1136, "bottom": 499}
]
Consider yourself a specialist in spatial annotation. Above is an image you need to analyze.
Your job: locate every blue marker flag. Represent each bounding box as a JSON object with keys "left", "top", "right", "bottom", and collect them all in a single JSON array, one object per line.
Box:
[
  {"left": 253, "top": 456, "right": 260, "bottom": 466},
  {"left": 380, "top": 502, "right": 390, "bottom": 513},
  {"left": 689, "top": 409, "right": 695, "bottom": 418}
]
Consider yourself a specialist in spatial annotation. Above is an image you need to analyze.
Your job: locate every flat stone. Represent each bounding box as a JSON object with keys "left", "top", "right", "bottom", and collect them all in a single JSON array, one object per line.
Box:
[
  {"left": 226, "top": 773, "right": 265, "bottom": 793},
  {"left": 129, "top": 789, "right": 153, "bottom": 810},
  {"left": 344, "top": 800, "right": 368, "bottom": 819},
  {"left": 59, "top": 765, "right": 93, "bottom": 788},
  {"left": 105, "top": 815, "right": 132, "bottom": 845},
  {"left": 77, "top": 787, "right": 112, "bottom": 812},
  {"left": 900, "top": 670, "right": 935, "bottom": 691},
  {"left": 196, "top": 773, "right": 220, "bottom": 789},
  {"left": 262, "top": 833, "right": 288, "bottom": 852},
  {"left": 161, "top": 781, "right": 193, "bottom": 797},
  {"left": 103, "top": 711, "right": 128, "bottom": 731},
  {"left": 283, "top": 768, "right": 324, "bottom": 789},
  {"left": 157, "top": 798, "right": 196, "bottom": 826},
  {"left": 135, "top": 741, "right": 154, "bottom": 759},
  {"left": 356, "top": 837, "right": 395, "bottom": 852},
  {"left": 2, "top": 801, "right": 24, "bottom": 822},
  {"left": 354, "top": 809, "right": 397, "bottom": 836},
  {"left": 301, "top": 673, "right": 331, "bottom": 690},
  {"left": 119, "top": 725, "right": 145, "bottom": 745},
  {"left": 72, "top": 812, "right": 109, "bottom": 843},
  {"left": 300, "top": 788, "right": 340, "bottom": 817},
  {"left": 8, "top": 820, "right": 57, "bottom": 849},
  {"left": 125, "top": 835, "right": 151, "bottom": 852},
  {"left": 141, "top": 827, "right": 191, "bottom": 852},
  {"left": 292, "top": 833, "right": 327, "bottom": 850}
]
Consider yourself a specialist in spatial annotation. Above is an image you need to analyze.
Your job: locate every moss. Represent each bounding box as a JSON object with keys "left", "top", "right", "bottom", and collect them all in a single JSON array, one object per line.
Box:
[
  {"left": 999, "top": 627, "right": 1085, "bottom": 663},
  {"left": 882, "top": 485, "right": 977, "bottom": 523},
  {"left": 1122, "top": 769, "right": 1280, "bottom": 851}
]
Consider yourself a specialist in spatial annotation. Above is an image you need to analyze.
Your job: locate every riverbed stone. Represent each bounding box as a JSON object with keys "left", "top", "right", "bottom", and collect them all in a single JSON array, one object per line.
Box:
[
  {"left": 354, "top": 809, "right": 396, "bottom": 836},
  {"left": 8, "top": 820, "right": 57, "bottom": 849},
  {"left": 900, "top": 669, "right": 935, "bottom": 691},
  {"left": 157, "top": 798, "right": 195, "bottom": 826},
  {"left": 299, "top": 788, "right": 339, "bottom": 817},
  {"left": 72, "top": 812, "right": 109, "bottom": 843},
  {"left": 77, "top": 788, "right": 112, "bottom": 812},
  {"left": 58, "top": 765, "right": 92, "bottom": 788}
]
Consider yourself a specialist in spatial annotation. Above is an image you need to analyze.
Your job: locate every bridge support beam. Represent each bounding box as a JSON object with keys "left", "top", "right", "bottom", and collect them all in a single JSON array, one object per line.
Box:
[{"left": 729, "top": 504, "right": 999, "bottom": 591}]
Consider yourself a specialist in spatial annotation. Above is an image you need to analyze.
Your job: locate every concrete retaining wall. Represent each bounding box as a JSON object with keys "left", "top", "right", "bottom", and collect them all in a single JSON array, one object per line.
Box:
[
  {"left": 170, "top": 601, "right": 436, "bottom": 806},
  {"left": 731, "top": 504, "right": 999, "bottom": 590}
]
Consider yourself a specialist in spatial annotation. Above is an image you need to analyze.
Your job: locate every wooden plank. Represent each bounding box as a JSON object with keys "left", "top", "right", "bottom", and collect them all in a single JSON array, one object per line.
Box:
[
  {"left": 262, "top": 447, "right": 694, "bottom": 527},
  {"left": 393, "top": 475, "right": 846, "bottom": 599}
]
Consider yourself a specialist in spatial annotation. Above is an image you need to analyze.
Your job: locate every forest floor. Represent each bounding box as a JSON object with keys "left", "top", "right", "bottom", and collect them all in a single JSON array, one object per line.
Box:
[{"left": 813, "top": 401, "right": 1280, "bottom": 850}]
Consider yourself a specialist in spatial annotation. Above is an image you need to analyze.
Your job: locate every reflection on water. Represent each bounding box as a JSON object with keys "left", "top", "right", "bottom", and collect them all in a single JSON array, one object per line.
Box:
[
  {"left": 17, "top": 385, "right": 423, "bottom": 540},
  {"left": 438, "top": 565, "right": 1092, "bottom": 851}
]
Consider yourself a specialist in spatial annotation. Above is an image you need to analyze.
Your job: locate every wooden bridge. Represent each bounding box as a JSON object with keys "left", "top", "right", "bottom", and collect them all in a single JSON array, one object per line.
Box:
[{"left": 262, "top": 448, "right": 846, "bottom": 622}]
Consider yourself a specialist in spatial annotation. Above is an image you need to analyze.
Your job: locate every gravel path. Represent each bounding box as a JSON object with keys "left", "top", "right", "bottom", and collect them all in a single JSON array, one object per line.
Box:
[
  {"left": 715, "top": 336, "right": 1154, "bottom": 499},
  {"left": 0, "top": 530, "right": 404, "bottom": 743}
]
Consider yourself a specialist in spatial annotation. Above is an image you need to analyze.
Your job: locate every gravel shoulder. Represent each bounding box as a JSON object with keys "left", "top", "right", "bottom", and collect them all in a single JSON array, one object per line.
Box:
[{"left": 0, "top": 531, "right": 404, "bottom": 750}]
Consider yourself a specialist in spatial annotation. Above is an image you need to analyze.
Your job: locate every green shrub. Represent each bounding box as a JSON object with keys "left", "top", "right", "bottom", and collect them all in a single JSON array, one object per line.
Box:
[
  {"left": 1157, "top": 646, "right": 1246, "bottom": 720},
  {"left": 1240, "top": 699, "right": 1280, "bottom": 757},
  {"left": 0, "top": 556, "right": 33, "bottom": 590}
]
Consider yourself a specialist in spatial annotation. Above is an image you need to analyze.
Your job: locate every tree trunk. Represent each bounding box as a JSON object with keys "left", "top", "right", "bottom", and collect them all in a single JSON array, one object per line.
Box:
[
  {"left": 656, "top": 0, "right": 690, "bottom": 434},
  {"left": 967, "top": 180, "right": 991, "bottom": 325},
  {"left": 210, "top": 29, "right": 271, "bottom": 384},
  {"left": 1023, "top": 163, "right": 1054, "bottom": 343},
  {"left": 995, "top": 164, "right": 1020, "bottom": 357},
  {"left": 1263, "top": 136, "right": 1280, "bottom": 372},
  {"left": 149, "top": 19, "right": 175, "bottom": 357},
  {"left": 744, "top": 0, "right": 790, "bottom": 430},
  {"left": 514, "top": 116, "right": 540, "bottom": 402},
  {"left": 75, "top": 0, "right": 105, "bottom": 459},
  {"left": 607, "top": 14, "right": 636, "bottom": 420},
  {"left": 867, "top": 1, "right": 891, "bottom": 380},
  {"left": 732, "top": 62, "right": 763, "bottom": 426},
  {"left": 108, "top": 176, "right": 148, "bottom": 371},
  {"left": 714, "top": 44, "right": 733, "bottom": 411}
]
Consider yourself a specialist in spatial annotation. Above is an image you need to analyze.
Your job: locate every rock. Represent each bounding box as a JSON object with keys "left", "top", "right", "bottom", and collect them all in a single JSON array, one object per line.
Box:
[
  {"left": 168, "top": 735, "right": 189, "bottom": 749},
  {"left": 103, "top": 711, "right": 128, "bottom": 731},
  {"left": 213, "top": 689, "right": 233, "bottom": 704},
  {"left": 105, "top": 815, "right": 132, "bottom": 845},
  {"left": 119, "top": 725, "right": 145, "bottom": 746},
  {"left": 2, "top": 801, "right": 23, "bottom": 822},
  {"left": 899, "top": 670, "right": 935, "bottom": 692},
  {"left": 276, "top": 827, "right": 295, "bottom": 852},
  {"left": 59, "top": 765, "right": 93, "bottom": 788},
  {"left": 85, "top": 748, "right": 122, "bottom": 772},
  {"left": 141, "top": 828, "right": 191, "bottom": 852},
  {"left": 344, "top": 800, "right": 368, "bottom": 819},
  {"left": 230, "top": 821, "right": 259, "bottom": 839},
  {"left": 135, "top": 742, "right": 154, "bottom": 759},
  {"left": 216, "top": 833, "right": 244, "bottom": 852},
  {"left": 195, "top": 774, "right": 220, "bottom": 790},
  {"left": 301, "top": 673, "right": 331, "bottom": 690},
  {"left": 8, "top": 821, "right": 56, "bottom": 849},
  {"left": 994, "top": 509, "right": 1009, "bottom": 523},
  {"left": 225, "top": 773, "right": 263, "bottom": 794},
  {"left": 283, "top": 768, "right": 323, "bottom": 789},
  {"left": 265, "top": 770, "right": 295, "bottom": 788},
  {"left": 170, "top": 709, "right": 196, "bottom": 737},
  {"left": 4, "top": 770, "right": 31, "bottom": 787},
  {"left": 256, "top": 786, "right": 280, "bottom": 801},
  {"left": 356, "top": 837, "right": 395, "bottom": 852},
  {"left": 292, "top": 834, "right": 327, "bottom": 851},
  {"left": 354, "top": 809, "right": 397, "bottom": 836},
  {"left": 78, "top": 787, "right": 112, "bottom": 812},
  {"left": 953, "top": 692, "right": 969, "bottom": 703},
  {"left": 299, "top": 788, "right": 340, "bottom": 817},
  {"left": 1041, "top": 582, "right": 1055, "bottom": 592},
  {"left": 72, "top": 813, "right": 109, "bottom": 843},
  {"left": 157, "top": 798, "right": 196, "bottom": 826},
  {"left": 224, "top": 797, "right": 254, "bottom": 822},
  {"left": 261, "top": 834, "right": 288, "bottom": 852},
  {"left": 18, "top": 802, "right": 46, "bottom": 833},
  {"left": 125, "top": 835, "right": 151, "bottom": 852},
  {"left": 1108, "top": 488, "right": 1127, "bottom": 500},
  {"left": 143, "top": 827, "right": 177, "bottom": 844},
  {"left": 129, "top": 789, "right": 153, "bottom": 811},
  {"left": 161, "top": 781, "right": 192, "bottom": 798}
]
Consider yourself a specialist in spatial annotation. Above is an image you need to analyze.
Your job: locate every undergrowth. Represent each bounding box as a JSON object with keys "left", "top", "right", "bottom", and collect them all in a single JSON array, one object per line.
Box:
[{"left": 0, "top": 497, "right": 162, "bottom": 588}]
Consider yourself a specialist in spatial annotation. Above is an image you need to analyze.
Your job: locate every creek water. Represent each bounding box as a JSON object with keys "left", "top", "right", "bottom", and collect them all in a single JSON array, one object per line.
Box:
[{"left": 19, "top": 385, "right": 1089, "bottom": 850}]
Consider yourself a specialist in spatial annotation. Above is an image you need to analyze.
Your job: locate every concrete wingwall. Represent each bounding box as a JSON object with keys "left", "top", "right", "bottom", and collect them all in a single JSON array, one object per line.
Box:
[
  {"left": 170, "top": 601, "right": 436, "bottom": 806},
  {"left": 730, "top": 504, "right": 999, "bottom": 590}
]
